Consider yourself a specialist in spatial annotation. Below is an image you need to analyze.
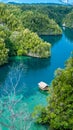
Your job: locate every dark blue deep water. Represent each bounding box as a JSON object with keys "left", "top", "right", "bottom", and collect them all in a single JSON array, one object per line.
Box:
[{"left": 0, "top": 28, "right": 73, "bottom": 130}]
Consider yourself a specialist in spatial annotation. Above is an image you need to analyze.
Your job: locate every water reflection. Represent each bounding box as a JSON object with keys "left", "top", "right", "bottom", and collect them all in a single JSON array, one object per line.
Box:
[
  {"left": 0, "top": 64, "right": 10, "bottom": 85},
  {"left": 63, "top": 28, "right": 73, "bottom": 42},
  {"left": 0, "top": 56, "right": 51, "bottom": 98},
  {"left": 0, "top": 64, "right": 24, "bottom": 96},
  {"left": 0, "top": 64, "right": 35, "bottom": 98},
  {"left": 39, "top": 89, "right": 49, "bottom": 96},
  {"left": 0, "top": 28, "right": 73, "bottom": 130},
  {"left": 9, "top": 56, "right": 51, "bottom": 70},
  {"left": 40, "top": 35, "right": 62, "bottom": 45}
]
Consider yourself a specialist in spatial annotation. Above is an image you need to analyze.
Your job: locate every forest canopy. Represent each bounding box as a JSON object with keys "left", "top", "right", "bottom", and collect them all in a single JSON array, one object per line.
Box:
[
  {"left": 0, "top": 3, "right": 73, "bottom": 66},
  {"left": 33, "top": 56, "right": 73, "bottom": 130},
  {"left": 0, "top": 3, "right": 51, "bottom": 65},
  {"left": 21, "top": 11, "right": 62, "bottom": 35},
  {"left": 63, "top": 11, "right": 73, "bottom": 28}
]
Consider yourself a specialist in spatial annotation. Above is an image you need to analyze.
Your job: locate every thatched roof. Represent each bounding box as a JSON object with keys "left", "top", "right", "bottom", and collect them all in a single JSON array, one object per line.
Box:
[{"left": 38, "top": 81, "right": 48, "bottom": 89}]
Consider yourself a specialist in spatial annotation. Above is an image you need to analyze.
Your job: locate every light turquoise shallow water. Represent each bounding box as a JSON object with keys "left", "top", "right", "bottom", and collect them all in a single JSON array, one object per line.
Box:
[{"left": 0, "top": 28, "right": 73, "bottom": 130}]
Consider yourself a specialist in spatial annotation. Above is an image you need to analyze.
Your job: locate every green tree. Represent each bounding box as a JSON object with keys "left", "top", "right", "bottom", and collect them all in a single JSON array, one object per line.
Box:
[
  {"left": 21, "top": 11, "right": 62, "bottom": 35},
  {"left": 33, "top": 57, "right": 73, "bottom": 130},
  {"left": 0, "top": 39, "right": 9, "bottom": 65},
  {"left": 63, "top": 11, "right": 73, "bottom": 28},
  {"left": 10, "top": 29, "right": 51, "bottom": 58}
]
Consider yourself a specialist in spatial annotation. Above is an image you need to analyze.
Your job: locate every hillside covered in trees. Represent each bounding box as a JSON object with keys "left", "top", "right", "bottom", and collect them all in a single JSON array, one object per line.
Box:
[
  {"left": 0, "top": 39, "right": 9, "bottom": 66},
  {"left": 0, "top": 3, "right": 51, "bottom": 66},
  {"left": 0, "top": 2, "right": 73, "bottom": 66},
  {"left": 21, "top": 11, "right": 62, "bottom": 35},
  {"left": 33, "top": 56, "right": 73, "bottom": 130},
  {"left": 0, "top": 2, "right": 73, "bottom": 130},
  {"left": 20, "top": 4, "right": 73, "bottom": 25},
  {"left": 63, "top": 11, "right": 73, "bottom": 28}
]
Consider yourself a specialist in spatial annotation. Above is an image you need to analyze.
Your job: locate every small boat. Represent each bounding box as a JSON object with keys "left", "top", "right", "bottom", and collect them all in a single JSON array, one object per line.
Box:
[{"left": 38, "top": 81, "right": 49, "bottom": 91}]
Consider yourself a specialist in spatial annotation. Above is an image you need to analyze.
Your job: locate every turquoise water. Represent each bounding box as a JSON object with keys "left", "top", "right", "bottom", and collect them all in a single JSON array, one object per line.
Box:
[{"left": 0, "top": 28, "right": 73, "bottom": 130}]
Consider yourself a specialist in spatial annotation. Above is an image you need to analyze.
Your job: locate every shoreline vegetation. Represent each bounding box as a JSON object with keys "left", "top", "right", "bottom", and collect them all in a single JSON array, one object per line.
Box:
[
  {"left": 0, "top": 2, "right": 73, "bottom": 130},
  {"left": 32, "top": 56, "right": 73, "bottom": 130},
  {"left": 21, "top": 11, "right": 62, "bottom": 35},
  {"left": 0, "top": 3, "right": 65, "bottom": 66},
  {"left": 0, "top": 2, "right": 73, "bottom": 66},
  {"left": 63, "top": 11, "right": 73, "bottom": 28},
  {"left": 0, "top": 3, "right": 73, "bottom": 64}
]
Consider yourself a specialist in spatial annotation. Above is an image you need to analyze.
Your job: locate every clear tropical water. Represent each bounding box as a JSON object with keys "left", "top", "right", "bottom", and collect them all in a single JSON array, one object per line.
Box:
[{"left": 0, "top": 28, "right": 73, "bottom": 130}]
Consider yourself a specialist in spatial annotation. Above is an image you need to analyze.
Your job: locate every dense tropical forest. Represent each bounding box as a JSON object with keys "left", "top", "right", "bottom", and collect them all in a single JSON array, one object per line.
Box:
[
  {"left": 0, "top": 2, "right": 73, "bottom": 130},
  {"left": 63, "top": 11, "right": 73, "bottom": 28},
  {"left": 21, "top": 11, "right": 62, "bottom": 35},
  {"left": 33, "top": 56, "right": 73, "bottom": 130},
  {"left": 0, "top": 3, "right": 73, "bottom": 66}
]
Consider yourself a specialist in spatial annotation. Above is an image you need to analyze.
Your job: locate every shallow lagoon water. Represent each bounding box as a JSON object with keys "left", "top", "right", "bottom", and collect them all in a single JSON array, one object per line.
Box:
[{"left": 0, "top": 28, "right": 73, "bottom": 130}]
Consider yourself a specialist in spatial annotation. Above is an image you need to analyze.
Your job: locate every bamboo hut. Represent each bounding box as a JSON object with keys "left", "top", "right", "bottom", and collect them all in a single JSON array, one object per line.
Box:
[{"left": 38, "top": 81, "right": 49, "bottom": 90}]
